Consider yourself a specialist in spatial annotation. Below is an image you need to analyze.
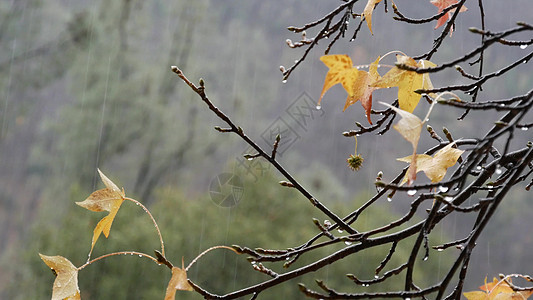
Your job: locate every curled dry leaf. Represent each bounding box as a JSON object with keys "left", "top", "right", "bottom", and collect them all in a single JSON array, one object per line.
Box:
[
  {"left": 76, "top": 169, "right": 125, "bottom": 255},
  {"left": 362, "top": 0, "right": 383, "bottom": 34},
  {"left": 319, "top": 55, "right": 382, "bottom": 124},
  {"left": 381, "top": 102, "right": 425, "bottom": 184},
  {"left": 165, "top": 258, "right": 194, "bottom": 300},
  {"left": 464, "top": 277, "right": 533, "bottom": 300},
  {"left": 372, "top": 55, "right": 436, "bottom": 113},
  {"left": 397, "top": 142, "right": 464, "bottom": 184},
  {"left": 39, "top": 254, "right": 81, "bottom": 300}
]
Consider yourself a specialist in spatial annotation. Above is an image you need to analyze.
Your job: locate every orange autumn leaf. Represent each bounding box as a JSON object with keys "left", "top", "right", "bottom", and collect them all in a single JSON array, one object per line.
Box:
[
  {"left": 319, "top": 55, "right": 382, "bottom": 124},
  {"left": 362, "top": 0, "right": 383, "bottom": 34},
  {"left": 165, "top": 259, "right": 194, "bottom": 300},
  {"left": 39, "top": 254, "right": 81, "bottom": 300},
  {"left": 397, "top": 142, "right": 463, "bottom": 184},
  {"left": 76, "top": 169, "right": 125, "bottom": 255},
  {"left": 372, "top": 55, "right": 436, "bottom": 113},
  {"left": 430, "top": 0, "right": 467, "bottom": 30},
  {"left": 464, "top": 277, "right": 533, "bottom": 300}
]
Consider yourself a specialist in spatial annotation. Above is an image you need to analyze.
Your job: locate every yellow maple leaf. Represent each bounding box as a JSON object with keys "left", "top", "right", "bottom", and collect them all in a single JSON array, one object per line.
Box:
[
  {"left": 362, "top": 0, "right": 383, "bottom": 34},
  {"left": 39, "top": 254, "right": 81, "bottom": 300},
  {"left": 76, "top": 169, "right": 125, "bottom": 255},
  {"left": 372, "top": 55, "right": 436, "bottom": 113},
  {"left": 165, "top": 258, "right": 194, "bottom": 300},
  {"left": 397, "top": 142, "right": 463, "bottom": 184},
  {"left": 319, "top": 55, "right": 382, "bottom": 124}
]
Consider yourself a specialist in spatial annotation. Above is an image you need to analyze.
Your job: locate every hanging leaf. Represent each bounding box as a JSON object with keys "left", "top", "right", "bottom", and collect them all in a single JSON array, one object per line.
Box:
[
  {"left": 165, "top": 258, "right": 194, "bottom": 300},
  {"left": 397, "top": 142, "right": 464, "bottom": 184},
  {"left": 76, "top": 169, "right": 125, "bottom": 255},
  {"left": 381, "top": 102, "right": 425, "bottom": 184},
  {"left": 39, "top": 254, "right": 81, "bottom": 300},
  {"left": 319, "top": 55, "right": 382, "bottom": 124},
  {"left": 362, "top": 0, "right": 383, "bottom": 34},
  {"left": 430, "top": 0, "right": 467, "bottom": 31},
  {"left": 372, "top": 55, "right": 436, "bottom": 113}
]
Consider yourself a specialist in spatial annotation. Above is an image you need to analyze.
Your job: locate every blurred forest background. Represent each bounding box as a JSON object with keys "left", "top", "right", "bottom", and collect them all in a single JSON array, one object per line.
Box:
[{"left": 0, "top": 0, "right": 531, "bottom": 298}]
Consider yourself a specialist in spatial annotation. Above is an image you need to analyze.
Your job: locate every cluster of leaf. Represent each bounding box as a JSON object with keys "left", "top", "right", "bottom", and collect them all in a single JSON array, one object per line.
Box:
[
  {"left": 319, "top": 52, "right": 462, "bottom": 185},
  {"left": 39, "top": 170, "right": 196, "bottom": 300}
]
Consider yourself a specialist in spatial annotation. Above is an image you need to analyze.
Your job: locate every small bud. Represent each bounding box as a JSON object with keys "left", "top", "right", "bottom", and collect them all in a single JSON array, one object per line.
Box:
[
  {"left": 199, "top": 78, "right": 205, "bottom": 87},
  {"left": 374, "top": 181, "right": 386, "bottom": 188},
  {"left": 279, "top": 181, "right": 294, "bottom": 187}
]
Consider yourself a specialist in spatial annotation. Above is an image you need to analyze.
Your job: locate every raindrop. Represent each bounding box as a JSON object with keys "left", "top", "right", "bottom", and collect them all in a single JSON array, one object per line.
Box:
[
  {"left": 362, "top": 284, "right": 369, "bottom": 287},
  {"left": 523, "top": 60, "right": 528, "bottom": 64},
  {"left": 476, "top": 166, "right": 482, "bottom": 170},
  {"left": 355, "top": 134, "right": 361, "bottom": 137},
  {"left": 294, "top": 60, "right": 299, "bottom": 64},
  {"left": 520, "top": 44, "right": 528, "bottom": 50},
  {"left": 438, "top": 186, "right": 449, "bottom": 193},
  {"left": 316, "top": 105, "right": 322, "bottom": 110},
  {"left": 246, "top": 157, "right": 254, "bottom": 161},
  {"left": 495, "top": 168, "right": 502, "bottom": 175},
  {"left": 282, "top": 79, "right": 287, "bottom": 84},
  {"left": 444, "top": 196, "right": 453, "bottom": 201},
  {"left": 350, "top": 38, "right": 355, "bottom": 42},
  {"left": 286, "top": 257, "right": 291, "bottom": 261},
  {"left": 407, "top": 189, "right": 417, "bottom": 196},
  {"left": 521, "top": 127, "right": 528, "bottom": 131},
  {"left": 423, "top": 256, "right": 428, "bottom": 261},
  {"left": 344, "top": 241, "right": 353, "bottom": 246},
  {"left": 337, "top": 229, "right": 344, "bottom": 234},
  {"left": 437, "top": 248, "right": 444, "bottom": 252},
  {"left": 406, "top": 298, "right": 411, "bottom": 300},
  {"left": 138, "top": 254, "right": 142, "bottom": 257},
  {"left": 323, "top": 220, "right": 331, "bottom": 227},
  {"left": 251, "top": 261, "right": 257, "bottom": 265},
  {"left": 374, "top": 275, "right": 379, "bottom": 279},
  {"left": 387, "top": 197, "right": 392, "bottom": 202}
]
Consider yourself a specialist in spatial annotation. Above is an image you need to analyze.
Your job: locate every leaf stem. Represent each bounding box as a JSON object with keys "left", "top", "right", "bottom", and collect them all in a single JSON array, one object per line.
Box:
[
  {"left": 186, "top": 246, "right": 239, "bottom": 271},
  {"left": 125, "top": 197, "right": 165, "bottom": 256},
  {"left": 78, "top": 251, "right": 159, "bottom": 271}
]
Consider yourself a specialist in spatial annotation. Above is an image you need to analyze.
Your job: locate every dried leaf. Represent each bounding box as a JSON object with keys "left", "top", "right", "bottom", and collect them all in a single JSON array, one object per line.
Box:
[
  {"left": 430, "top": 0, "right": 467, "bottom": 30},
  {"left": 165, "top": 259, "right": 194, "bottom": 300},
  {"left": 76, "top": 170, "right": 125, "bottom": 254},
  {"left": 465, "top": 277, "right": 533, "bottom": 300},
  {"left": 319, "top": 55, "right": 382, "bottom": 124},
  {"left": 39, "top": 254, "right": 80, "bottom": 300},
  {"left": 463, "top": 291, "right": 490, "bottom": 300},
  {"left": 381, "top": 102, "right": 424, "bottom": 184},
  {"left": 397, "top": 142, "right": 464, "bottom": 184},
  {"left": 372, "top": 55, "right": 436, "bottom": 113},
  {"left": 363, "top": 0, "right": 383, "bottom": 34}
]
